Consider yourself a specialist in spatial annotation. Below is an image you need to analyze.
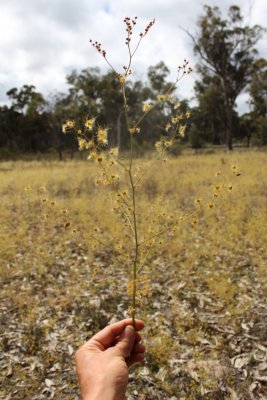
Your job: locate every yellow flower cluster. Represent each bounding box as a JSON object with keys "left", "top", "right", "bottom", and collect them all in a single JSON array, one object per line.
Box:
[
  {"left": 87, "top": 150, "right": 97, "bottom": 160},
  {"left": 97, "top": 127, "right": 108, "bottom": 145},
  {"left": 165, "top": 123, "right": 171, "bottom": 132},
  {"left": 78, "top": 138, "right": 87, "bottom": 151},
  {"left": 179, "top": 125, "right": 186, "bottom": 137},
  {"left": 62, "top": 113, "right": 111, "bottom": 160},
  {"left": 62, "top": 120, "right": 75, "bottom": 133},
  {"left": 78, "top": 138, "right": 95, "bottom": 151},
  {"left": 157, "top": 94, "right": 166, "bottom": 102},
  {"left": 172, "top": 114, "right": 183, "bottom": 124},
  {"left": 84, "top": 118, "right": 95, "bottom": 131},
  {"left": 142, "top": 102, "right": 152, "bottom": 112},
  {"left": 155, "top": 141, "right": 164, "bottom": 154},
  {"left": 129, "top": 127, "right": 140, "bottom": 134},
  {"left": 109, "top": 147, "right": 119, "bottom": 157},
  {"left": 155, "top": 138, "right": 172, "bottom": 154},
  {"left": 119, "top": 75, "right": 126, "bottom": 84}
]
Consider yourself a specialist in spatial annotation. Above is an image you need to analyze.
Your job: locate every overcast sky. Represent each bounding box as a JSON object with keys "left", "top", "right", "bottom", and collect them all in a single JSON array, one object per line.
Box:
[{"left": 0, "top": 0, "right": 266, "bottom": 113}]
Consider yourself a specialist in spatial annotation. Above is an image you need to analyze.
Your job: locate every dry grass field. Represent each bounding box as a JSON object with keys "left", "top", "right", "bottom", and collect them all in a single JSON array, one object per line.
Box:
[{"left": 0, "top": 150, "right": 267, "bottom": 399}]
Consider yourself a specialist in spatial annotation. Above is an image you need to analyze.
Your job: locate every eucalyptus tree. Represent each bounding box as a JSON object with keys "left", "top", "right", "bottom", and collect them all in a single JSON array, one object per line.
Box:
[
  {"left": 249, "top": 58, "right": 267, "bottom": 144},
  {"left": 188, "top": 5, "right": 264, "bottom": 149}
]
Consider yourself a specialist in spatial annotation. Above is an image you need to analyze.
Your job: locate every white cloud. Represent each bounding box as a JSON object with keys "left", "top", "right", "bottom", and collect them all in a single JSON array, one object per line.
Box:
[{"left": 0, "top": 0, "right": 266, "bottom": 113}]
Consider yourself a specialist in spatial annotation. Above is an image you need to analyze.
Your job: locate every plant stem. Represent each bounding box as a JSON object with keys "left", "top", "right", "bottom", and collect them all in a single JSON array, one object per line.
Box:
[
  {"left": 129, "top": 169, "right": 138, "bottom": 328},
  {"left": 122, "top": 82, "right": 139, "bottom": 328},
  {"left": 138, "top": 209, "right": 200, "bottom": 247}
]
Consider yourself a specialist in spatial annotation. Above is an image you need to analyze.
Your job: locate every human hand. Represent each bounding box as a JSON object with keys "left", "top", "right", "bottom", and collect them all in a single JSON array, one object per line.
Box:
[{"left": 75, "top": 319, "right": 145, "bottom": 400}]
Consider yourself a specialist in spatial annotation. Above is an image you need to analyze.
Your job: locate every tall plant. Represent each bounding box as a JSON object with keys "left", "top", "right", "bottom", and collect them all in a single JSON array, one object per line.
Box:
[{"left": 63, "top": 17, "right": 194, "bottom": 326}]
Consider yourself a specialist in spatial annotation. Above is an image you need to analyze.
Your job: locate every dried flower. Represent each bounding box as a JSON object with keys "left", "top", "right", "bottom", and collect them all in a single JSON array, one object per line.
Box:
[
  {"left": 97, "top": 127, "right": 108, "bottom": 145},
  {"left": 157, "top": 94, "right": 166, "bottom": 102},
  {"left": 78, "top": 138, "right": 88, "bottom": 151},
  {"left": 142, "top": 102, "right": 152, "bottom": 112},
  {"left": 88, "top": 151, "right": 97, "bottom": 160},
  {"left": 109, "top": 147, "right": 119, "bottom": 157},
  {"left": 165, "top": 123, "right": 172, "bottom": 132},
  {"left": 62, "top": 120, "right": 75, "bottom": 133},
  {"left": 129, "top": 127, "right": 140, "bottom": 134},
  {"left": 84, "top": 118, "right": 95, "bottom": 131},
  {"left": 179, "top": 125, "right": 186, "bottom": 137}
]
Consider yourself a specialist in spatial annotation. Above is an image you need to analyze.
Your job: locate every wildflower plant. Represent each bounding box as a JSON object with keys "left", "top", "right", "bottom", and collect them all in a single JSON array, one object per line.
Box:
[{"left": 62, "top": 17, "right": 236, "bottom": 327}]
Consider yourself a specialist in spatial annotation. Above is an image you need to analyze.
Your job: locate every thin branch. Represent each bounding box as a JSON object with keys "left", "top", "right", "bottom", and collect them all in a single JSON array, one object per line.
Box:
[
  {"left": 179, "top": 25, "right": 217, "bottom": 75},
  {"left": 139, "top": 209, "right": 199, "bottom": 247}
]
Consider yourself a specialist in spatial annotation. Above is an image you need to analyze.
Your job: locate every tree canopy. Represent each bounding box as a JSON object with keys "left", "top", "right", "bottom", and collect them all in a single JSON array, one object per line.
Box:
[
  {"left": 0, "top": 5, "right": 266, "bottom": 159},
  {"left": 188, "top": 5, "right": 264, "bottom": 149}
]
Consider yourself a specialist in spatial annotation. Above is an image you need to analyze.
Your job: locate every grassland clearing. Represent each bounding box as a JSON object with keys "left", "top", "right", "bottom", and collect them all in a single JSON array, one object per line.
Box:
[{"left": 0, "top": 151, "right": 266, "bottom": 399}]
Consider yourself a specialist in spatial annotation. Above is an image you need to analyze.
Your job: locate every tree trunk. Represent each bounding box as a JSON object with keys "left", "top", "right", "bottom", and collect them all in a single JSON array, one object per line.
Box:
[
  {"left": 224, "top": 93, "right": 233, "bottom": 150},
  {"left": 246, "top": 134, "right": 251, "bottom": 147},
  {"left": 226, "top": 123, "right": 233, "bottom": 150},
  {"left": 211, "top": 121, "right": 221, "bottom": 145}
]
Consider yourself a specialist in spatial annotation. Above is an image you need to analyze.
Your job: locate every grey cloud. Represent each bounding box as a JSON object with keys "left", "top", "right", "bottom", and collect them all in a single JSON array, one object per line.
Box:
[
  {"left": 0, "top": 0, "right": 266, "bottom": 112},
  {"left": 7, "top": 0, "right": 106, "bottom": 29}
]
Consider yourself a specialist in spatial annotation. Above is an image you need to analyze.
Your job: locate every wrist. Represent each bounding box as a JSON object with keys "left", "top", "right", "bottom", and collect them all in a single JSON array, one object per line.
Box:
[
  {"left": 83, "top": 390, "right": 116, "bottom": 400},
  {"left": 82, "top": 384, "right": 117, "bottom": 400}
]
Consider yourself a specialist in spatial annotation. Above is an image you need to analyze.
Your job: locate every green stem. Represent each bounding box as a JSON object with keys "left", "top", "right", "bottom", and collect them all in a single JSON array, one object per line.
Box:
[
  {"left": 122, "top": 82, "right": 139, "bottom": 328},
  {"left": 128, "top": 169, "right": 138, "bottom": 328}
]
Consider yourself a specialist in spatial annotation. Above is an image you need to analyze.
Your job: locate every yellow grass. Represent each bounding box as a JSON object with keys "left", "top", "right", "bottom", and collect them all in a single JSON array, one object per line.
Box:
[{"left": 1, "top": 151, "right": 266, "bottom": 399}]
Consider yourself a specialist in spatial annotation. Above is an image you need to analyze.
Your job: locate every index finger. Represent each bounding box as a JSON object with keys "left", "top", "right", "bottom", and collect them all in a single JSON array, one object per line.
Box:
[{"left": 91, "top": 319, "right": 144, "bottom": 350}]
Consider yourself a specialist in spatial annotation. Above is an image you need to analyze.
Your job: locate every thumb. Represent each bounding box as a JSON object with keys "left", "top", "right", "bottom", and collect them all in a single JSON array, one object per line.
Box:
[{"left": 113, "top": 325, "right": 135, "bottom": 358}]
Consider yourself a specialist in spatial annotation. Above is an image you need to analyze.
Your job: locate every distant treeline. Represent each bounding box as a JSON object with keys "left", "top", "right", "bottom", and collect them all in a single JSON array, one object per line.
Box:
[{"left": 0, "top": 5, "right": 266, "bottom": 159}]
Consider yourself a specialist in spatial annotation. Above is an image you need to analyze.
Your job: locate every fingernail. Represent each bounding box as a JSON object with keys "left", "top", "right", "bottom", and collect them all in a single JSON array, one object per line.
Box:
[{"left": 125, "top": 325, "right": 135, "bottom": 334}]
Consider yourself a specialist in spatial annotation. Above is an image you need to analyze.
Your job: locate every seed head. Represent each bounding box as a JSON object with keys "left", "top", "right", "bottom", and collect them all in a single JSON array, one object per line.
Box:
[
  {"left": 142, "top": 102, "right": 152, "bottom": 112},
  {"left": 84, "top": 117, "right": 95, "bottom": 131},
  {"left": 97, "top": 127, "right": 108, "bottom": 145},
  {"left": 129, "top": 127, "right": 140, "bottom": 134}
]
